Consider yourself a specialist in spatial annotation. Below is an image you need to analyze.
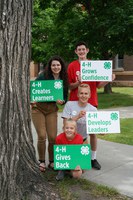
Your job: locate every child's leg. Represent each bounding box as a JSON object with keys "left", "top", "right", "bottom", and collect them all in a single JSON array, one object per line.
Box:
[
  {"left": 32, "top": 108, "right": 47, "bottom": 172},
  {"left": 46, "top": 111, "right": 57, "bottom": 167}
]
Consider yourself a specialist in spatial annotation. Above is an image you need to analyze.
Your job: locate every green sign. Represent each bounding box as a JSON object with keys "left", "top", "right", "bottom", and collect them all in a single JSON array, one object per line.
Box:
[
  {"left": 30, "top": 80, "right": 63, "bottom": 102},
  {"left": 54, "top": 145, "right": 91, "bottom": 170}
]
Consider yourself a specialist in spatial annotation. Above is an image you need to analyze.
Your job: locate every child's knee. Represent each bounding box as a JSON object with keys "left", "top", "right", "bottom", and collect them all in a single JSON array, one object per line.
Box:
[
  {"left": 72, "top": 170, "right": 82, "bottom": 178},
  {"left": 71, "top": 166, "right": 82, "bottom": 178}
]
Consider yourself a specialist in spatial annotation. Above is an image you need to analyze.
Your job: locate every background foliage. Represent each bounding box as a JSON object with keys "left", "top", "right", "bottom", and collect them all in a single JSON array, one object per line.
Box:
[{"left": 32, "top": 0, "right": 133, "bottom": 64}]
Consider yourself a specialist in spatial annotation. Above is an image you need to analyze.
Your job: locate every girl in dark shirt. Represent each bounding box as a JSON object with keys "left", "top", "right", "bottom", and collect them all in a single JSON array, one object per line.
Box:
[{"left": 31, "top": 56, "right": 68, "bottom": 172}]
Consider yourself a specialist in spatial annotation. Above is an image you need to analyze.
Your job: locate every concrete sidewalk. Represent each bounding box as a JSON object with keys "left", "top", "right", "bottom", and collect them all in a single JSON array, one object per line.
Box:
[
  {"left": 82, "top": 139, "right": 133, "bottom": 198},
  {"left": 100, "top": 106, "right": 133, "bottom": 119},
  {"left": 31, "top": 106, "right": 133, "bottom": 198}
]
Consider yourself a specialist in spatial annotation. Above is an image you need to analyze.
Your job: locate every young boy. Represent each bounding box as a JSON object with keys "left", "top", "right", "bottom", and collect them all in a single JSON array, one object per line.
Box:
[
  {"left": 55, "top": 119, "right": 83, "bottom": 181},
  {"left": 67, "top": 41, "right": 114, "bottom": 107}
]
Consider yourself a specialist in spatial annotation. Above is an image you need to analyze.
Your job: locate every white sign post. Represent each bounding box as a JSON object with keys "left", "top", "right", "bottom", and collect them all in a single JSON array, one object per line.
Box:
[
  {"left": 86, "top": 111, "right": 120, "bottom": 134},
  {"left": 81, "top": 60, "right": 112, "bottom": 82}
]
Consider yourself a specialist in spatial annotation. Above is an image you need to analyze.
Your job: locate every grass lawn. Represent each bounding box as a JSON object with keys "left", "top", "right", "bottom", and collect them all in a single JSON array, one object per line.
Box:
[
  {"left": 44, "top": 169, "right": 132, "bottom": 200},
  {"left": 98, "top": 87, "right": 133, "bottom": 109},
  {"left": 98, "top": 118, "right": 133, "bottom": 145},
  {"left": 58, "top": 87, "right": 133, "bottom": 111},
  {"left": 97, "top": 87, "right": 133, "bottom": 145}
]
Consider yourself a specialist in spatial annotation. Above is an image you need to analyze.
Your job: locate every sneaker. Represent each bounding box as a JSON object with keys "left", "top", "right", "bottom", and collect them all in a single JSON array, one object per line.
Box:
[
  {"left": 56, "top": 170, "right": 65, "bottom": 181},
  {"left": 91, "top": 159, "right": 101, "bottom": 170}
]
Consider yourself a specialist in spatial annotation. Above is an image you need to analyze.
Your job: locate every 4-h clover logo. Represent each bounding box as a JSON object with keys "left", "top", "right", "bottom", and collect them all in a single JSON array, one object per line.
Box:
[
  {"left": 104, "top": 62, "right": 111, "bottom": 69},
  {"left": 111, "top": 113, "right": 118, "bottom": 120},
  {"left": 81, "top": 146, "right": 89, "bottom": 156},
  {"left": 54, "top": 81, "right": 62, "bottom": 89}
]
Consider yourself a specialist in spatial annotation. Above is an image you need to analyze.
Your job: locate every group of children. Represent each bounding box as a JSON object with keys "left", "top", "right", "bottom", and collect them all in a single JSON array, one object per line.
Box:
[
  {"left": 31, "top": 41, "right": 115, "bottom": 181},
  {"left": 56, "top": 83, "right": 99, "bottom": 180}
]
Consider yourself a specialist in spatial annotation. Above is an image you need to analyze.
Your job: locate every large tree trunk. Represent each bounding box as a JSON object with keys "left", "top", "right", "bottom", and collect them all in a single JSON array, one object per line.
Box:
[{"left": 0, "top": 1, "right": 59, "bottom": 199}]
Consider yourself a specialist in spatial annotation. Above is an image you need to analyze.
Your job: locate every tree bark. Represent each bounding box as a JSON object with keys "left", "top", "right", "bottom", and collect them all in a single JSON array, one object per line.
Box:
[
  {"left": 103, "top": 83, "right": 112, "bottom": 94},
  {"left": 101, "top": 52, "right": 113, "bottom": 94},
  {"left": 0, "top": 1, "right": 60, "bottom": 199}
]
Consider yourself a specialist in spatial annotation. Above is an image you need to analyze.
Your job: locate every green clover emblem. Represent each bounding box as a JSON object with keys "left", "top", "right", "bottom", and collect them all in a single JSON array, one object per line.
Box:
[
  {"left": 111, "top": 113, "right": 118, "bottom": 120},
  {"left": 104, "top": 62, "right": 111, "bottom": 69}
]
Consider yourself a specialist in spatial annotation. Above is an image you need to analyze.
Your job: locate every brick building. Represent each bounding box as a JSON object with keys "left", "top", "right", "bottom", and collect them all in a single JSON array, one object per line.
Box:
[{"left": 113, "top": 55, "right": 133, "bottom": 86}]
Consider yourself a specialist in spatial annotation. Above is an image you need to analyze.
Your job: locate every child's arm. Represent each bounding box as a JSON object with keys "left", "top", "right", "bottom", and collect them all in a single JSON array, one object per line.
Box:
[
  {"left": 63, "top": 110, "right": 86, "bottom": 124},
  {"left": 71, "top": 110, "right": 86, "bottom": 121}
]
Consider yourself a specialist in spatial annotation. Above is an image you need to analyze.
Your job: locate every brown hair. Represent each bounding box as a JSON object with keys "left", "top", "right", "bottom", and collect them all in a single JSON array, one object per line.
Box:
[{"left": 75, "top": 41, "right": 88, "bottom": 50}]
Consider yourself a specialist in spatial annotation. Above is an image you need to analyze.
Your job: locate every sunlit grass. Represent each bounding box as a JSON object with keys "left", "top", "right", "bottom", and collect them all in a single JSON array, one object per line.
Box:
[
  {"left": 44, "top": 170, "right": 129, "bottom": 200},
  {"left": 98, "top": 118, "right": 133, "bottom": 145},
  {"left": 98, "top": 87, "right": 133, "bottom": 109},
  {"left": 58, "top": 87, "right": 133, "bottom": 111}
]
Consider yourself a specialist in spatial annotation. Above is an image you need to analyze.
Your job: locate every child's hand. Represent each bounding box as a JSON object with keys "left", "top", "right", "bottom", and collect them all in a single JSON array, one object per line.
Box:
[
  {"left": 30, "top": 102, "right": 37, "bottom": 108},
  {"left": 56, "top": 99, "right": 65, "bottom": 105},
  {"left": 78, "top": 110, "right": 86, "bottom": 119},
  {"left": 77, "top": 74, "right": 81, "bottom": 82},
  {"left": 112, "top": 73, "right": 116, "bottom": 81}
]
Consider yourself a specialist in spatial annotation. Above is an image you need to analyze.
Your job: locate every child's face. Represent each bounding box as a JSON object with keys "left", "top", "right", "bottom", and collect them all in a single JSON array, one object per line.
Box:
[
  {"left": 64, "top": 122, "right": 76, "bottom": 140},
  {"left": 75, "top": 45, "right": 89, "bottom": 60},
  {"left": 51, "top": 60, "right": 62, "bottom": 76},
  {"left": 78, "top": 87, "right": 90, "bottom": 105}
]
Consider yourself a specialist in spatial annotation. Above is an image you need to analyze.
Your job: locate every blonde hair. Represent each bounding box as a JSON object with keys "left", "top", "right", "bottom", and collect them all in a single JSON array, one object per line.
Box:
[{"left": 63, "top": 118, "right": 77, "bottom": 129}]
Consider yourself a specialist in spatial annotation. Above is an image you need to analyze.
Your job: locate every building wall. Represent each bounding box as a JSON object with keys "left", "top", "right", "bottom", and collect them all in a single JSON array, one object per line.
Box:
[
  {"left": 124, "top": 55, "right": 133, "bottom": 71},
  {"left": 113, "top": 55, "right": 133, "bottom": 86},
  {"left": 30, "top": 61, "right": 39, "bottom": 79}
]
